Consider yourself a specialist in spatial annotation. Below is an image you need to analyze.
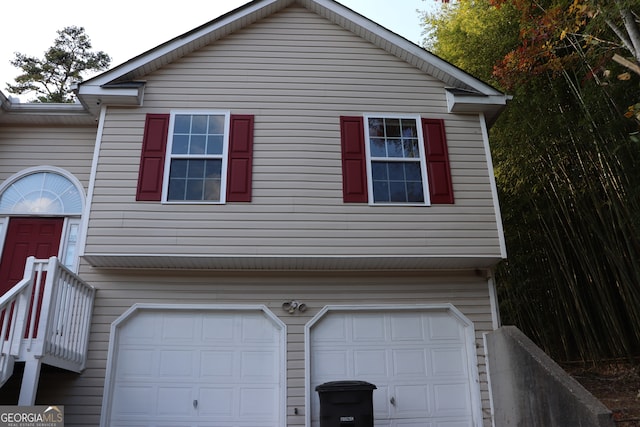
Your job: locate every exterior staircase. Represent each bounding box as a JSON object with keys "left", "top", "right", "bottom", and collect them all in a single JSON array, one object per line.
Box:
[{"left": 0, "top": 256, "right": 95, "bottom": 404}]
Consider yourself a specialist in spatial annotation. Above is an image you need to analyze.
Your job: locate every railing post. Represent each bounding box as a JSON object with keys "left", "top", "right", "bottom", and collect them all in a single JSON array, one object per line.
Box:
[
  {"left": 31, "top": 257, "right": 59, "bottom": 357},
  {"left": 10, "top": 257, "right": 37, "bottom": 356}
]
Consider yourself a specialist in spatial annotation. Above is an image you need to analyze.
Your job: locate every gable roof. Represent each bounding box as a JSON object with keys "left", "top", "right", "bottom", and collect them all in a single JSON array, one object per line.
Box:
[{"left": 2, "top": 0, "right": 509, "bottom": 125}]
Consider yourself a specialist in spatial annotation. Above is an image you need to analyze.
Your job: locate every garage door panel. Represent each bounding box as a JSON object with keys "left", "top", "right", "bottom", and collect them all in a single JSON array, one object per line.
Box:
[
  {"left": 161, "top": 315, "right": 197, "bottom": 341},
  {"left": 310, "top": 309, "right": 477, "bottom": 427},
  {"left": 242, "top": 315, "right": 280, "bottom": 342},
  {"left": 393, "top": 349, "right": 428, "bottom": 376},
  {"left": 157, "top": 387, "right": 192, "bottom": 416},
  {"left": 239, "top": 387, "right": 279, "bottom": 416},
  {"left": 198, "top": 387, "right": 235, "bottom": 416},
  {"left": 354, "top": 349, "right": 388, "bottom": 376},
  {"left": 160, "top": 350, "right": 195, "bottom": 377},
  {"left": 108, "top": 309, "right": 283, "bottom": 427},
  {"left": 241, "top": 351, "right": 278, "bottom": 380},
  {"left": 429, "top": 313, "right": 464, "bottom": 341},
  {"left": 433, "top": 383, "right": 471, "bottom": 414},
  {"left": 112, "top": 385, "right": 156, "bottom": 416},
  {"left": 394, "top": 384, "right": 430, "bottom": 415},
  {"left": 389, "top": 314, "right": 427, "bottom": 341},
  {"left": 313, "top": 315, "right": 347, "bottom": 342},
  {"left": 117, "top": 349, "right": 156, "bottom": 377},
  {"left": 353, "top": 314, "right": 386, "bottom": 341},
  {"left": 313, "top": 350, "right": 349, "bottom": 376},
  {"left": 432, "top": 348, "right": 467, "bottom": 377},
  {"left": 201, "top": 351, "right": 234, "bottom": 378}
]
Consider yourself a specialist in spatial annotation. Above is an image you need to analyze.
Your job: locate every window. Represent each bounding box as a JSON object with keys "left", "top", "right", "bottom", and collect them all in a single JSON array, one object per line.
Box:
[
  {"left": 137, "top": 113, "right": 253, "bottom": 203},
  {"left": 0, "top": 171, "right": 83, "bottom": 214},
  {"left": 366, "top": 115, "right": 428, "bottom": 204},
  {"left": 163, "top": 111, "right": 230, "bottom": 203},
  {"left": 340, "top": 115, "right": 453, "bottom": 205}
]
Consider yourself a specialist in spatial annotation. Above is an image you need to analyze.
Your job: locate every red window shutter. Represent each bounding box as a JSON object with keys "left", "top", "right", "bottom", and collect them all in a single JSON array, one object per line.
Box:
[
  {"left": 422, "top": 118, "right": 454, "bottom": 204},
  {"left": 136, "top": 114, "right": 169, "bottom": 201},
  {"left": 340, "top": 116, "right": 368, "bottom": 203},
  {"left": 226, "top": 115, "right": 254, "bottom": 202}
]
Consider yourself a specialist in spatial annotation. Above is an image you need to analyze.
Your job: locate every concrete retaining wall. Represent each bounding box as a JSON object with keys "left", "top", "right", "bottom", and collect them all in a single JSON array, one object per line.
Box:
[{"left": 485, "top": 326, "right": 615, "bottom": 427}]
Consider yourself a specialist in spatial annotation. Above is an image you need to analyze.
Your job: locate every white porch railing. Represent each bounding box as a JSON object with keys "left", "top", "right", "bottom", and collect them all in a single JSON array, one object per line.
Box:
[{"left": 0, "top": 256, "right": 95, "bottom": 399}]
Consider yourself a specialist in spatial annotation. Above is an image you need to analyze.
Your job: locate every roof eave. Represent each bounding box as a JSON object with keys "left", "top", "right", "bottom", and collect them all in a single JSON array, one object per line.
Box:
[
  {"left": 446, "top": 89, "right": 512, "bottom": 127},
  {"left": 74, "top": 82, "right": 145, "bottom": 116},
  {"left": 0, "top": 92, "right": 96, "bottom": 126}
]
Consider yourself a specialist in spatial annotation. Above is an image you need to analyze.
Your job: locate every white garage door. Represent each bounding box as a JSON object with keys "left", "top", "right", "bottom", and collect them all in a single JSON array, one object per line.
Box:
[
  {"left": 103, "top": 306, "right": 285, "bottom": 427},
  {"left": 309, "top": 307, "right": 480, "bottom": 427}
]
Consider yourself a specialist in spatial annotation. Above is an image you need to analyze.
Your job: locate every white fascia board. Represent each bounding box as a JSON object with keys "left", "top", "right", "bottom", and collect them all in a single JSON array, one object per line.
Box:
[
  {"left": 446, "top": 90, "right": 511, "bottom": 113},
  {"left": 77, "top": 84, "right": 142, "bottom": 100}
]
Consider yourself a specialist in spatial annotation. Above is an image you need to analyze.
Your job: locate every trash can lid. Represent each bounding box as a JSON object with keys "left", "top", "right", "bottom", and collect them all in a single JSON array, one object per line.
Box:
[{"left": 315, "top": 380, "right": 377, "bottom": 392}]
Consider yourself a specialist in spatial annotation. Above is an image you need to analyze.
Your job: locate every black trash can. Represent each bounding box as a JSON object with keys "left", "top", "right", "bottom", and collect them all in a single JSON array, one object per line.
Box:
[{"left": 315, "top": 380, "right": 377, "bottom": 427}]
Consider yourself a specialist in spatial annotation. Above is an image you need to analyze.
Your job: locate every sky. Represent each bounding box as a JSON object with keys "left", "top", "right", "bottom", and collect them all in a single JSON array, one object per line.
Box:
[{"left": 1, "top": 0, "right": 440, "bottom": 101}]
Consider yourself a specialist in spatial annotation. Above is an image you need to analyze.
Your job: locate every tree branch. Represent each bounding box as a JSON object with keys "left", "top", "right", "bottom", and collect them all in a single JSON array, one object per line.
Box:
[{"left": 619, "top": 7, "right": 640, "bottom": 62}]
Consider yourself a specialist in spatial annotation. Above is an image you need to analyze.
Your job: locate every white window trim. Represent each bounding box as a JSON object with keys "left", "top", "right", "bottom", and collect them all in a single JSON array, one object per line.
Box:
[
  {"left": 363, "top": 113, "right": 431, "bottom": 206},
  {"left": 161, "top": 110, "right": 231, "bottom": 204}
]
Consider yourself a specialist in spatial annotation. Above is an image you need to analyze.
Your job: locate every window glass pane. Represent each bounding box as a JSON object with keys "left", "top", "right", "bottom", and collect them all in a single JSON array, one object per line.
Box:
[
  {"left": 387, "top": 139, "right": 403, "bottom": 158},
  {"left": 0, "top": 172, "right": 82, "bottom": 214},
  {"left": 405, "top": 162, "right": 422, "bottom": 181},
  {"left": 207, "top": 135, "right": 224, "bottom": 155},
  {"left": 204, "top": 179, "right": 221, "bottom": 200},
  {"left": 368, "top": 118, "right": 384, "bottom": 137},
  {"left": 172, "top": 135, "right": 189, "bottom": 154},
  {"left": 168, "top": 178, "right": 186, "bottom": 200},
  {"left": 401, "top": 119, "right": 417, "bottom": 137},
  {"left": 190, "top": 135, "right": 206, "bottom": 154},
  {"left": 186, "top": 179, "right": 204, "bottom": 200},
  {"left": 169, "top": 159, "right": 188, "bottom": 178},
  {"left": 370, "top": 138, "right": 386, "bottom": 157},
  {"left": 407, "top": 182, "right": 425, "bottom": 203},
  {"left": 387, "top": 162, "right": 405, "bottom": 181},
  {"left": 373, "top": 180, "right": 389, "bottom": 202},
  {"left": 63, "top": 223, "right": 79, "bottom": 269},
  {"left": 191, "top": 115, "right": 208, "bottom": 134},
  {"left": 208, "top": 115, "right": 225, "bottom": 134},
  {"left": 403, "top": 139, "right": 419, "bottom": 158},
  {"left": 174, "top": 115, "right": 191, "bottom": 133},
  {"left": 187, "top": 160, "right": 205, "bottom": 179},
  {"left": 389, "top": 181, "right": 407, "bottom": 202},
  {"left": 205, "top": 159, "right": 222, "bottom": 178},
  {"left": 385, "top": 118, "right": 401, "bottom": 137},
  {"left": 371, "top": 162, "right": 388, "bottom": 180}
]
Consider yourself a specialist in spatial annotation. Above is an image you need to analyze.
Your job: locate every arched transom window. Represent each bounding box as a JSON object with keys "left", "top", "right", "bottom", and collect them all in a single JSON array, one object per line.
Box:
[{"left": 0, "top": 171, "right": 83, "bottom": 215}]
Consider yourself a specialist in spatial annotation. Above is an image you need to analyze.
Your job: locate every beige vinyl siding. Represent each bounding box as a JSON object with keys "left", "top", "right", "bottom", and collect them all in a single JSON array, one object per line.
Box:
[
  {"left": 0, "top": 125, "right": 96, "bottom": 188},
  {"left": 37, "top": 267, "right": 495, "bottom": 427},
  {"left": 85, "top": 5, "right": 502, "bottom": 262}
]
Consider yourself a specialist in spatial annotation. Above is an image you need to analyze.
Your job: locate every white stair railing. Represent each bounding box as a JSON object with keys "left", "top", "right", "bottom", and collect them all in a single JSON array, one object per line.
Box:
[
  {"left": 39, "top": 256, "right": 95, "bottom": 371},
  {"left": 0, "top": 256, "right": 95, "bottom": 389},
  {"left": 0, "top": 257, "right": 45, "bottom": 386}
]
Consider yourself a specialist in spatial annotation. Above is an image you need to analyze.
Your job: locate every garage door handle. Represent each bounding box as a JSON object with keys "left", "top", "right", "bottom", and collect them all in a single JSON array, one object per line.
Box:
[
  {"left": 390, "top": 397, "right": 396, "bottom": 406},
  {"left": 193, "top": 400, "right": 198, "bottom": 409}
]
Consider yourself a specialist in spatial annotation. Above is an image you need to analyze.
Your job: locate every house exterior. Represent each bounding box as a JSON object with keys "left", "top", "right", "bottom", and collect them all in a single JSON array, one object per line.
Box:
[{"left": 0, "top": 0, "right": 509, "bottom": 426}]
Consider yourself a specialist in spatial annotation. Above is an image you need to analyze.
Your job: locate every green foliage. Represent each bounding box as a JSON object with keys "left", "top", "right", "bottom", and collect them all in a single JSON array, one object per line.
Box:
[
  {"left": 424, "top": 0, "right": 640, "bottom": 361},
  {"left": 422, "top": 0, "right": 520, "bottom": 84},
  {"left": 6, "top": 26, "right": 111, "bottom": 103}
]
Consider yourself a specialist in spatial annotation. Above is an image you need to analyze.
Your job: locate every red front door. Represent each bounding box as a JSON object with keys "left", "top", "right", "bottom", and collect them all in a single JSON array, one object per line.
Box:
[{"left": 0, "top": 217, "right": 64, "bottom": 295}]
